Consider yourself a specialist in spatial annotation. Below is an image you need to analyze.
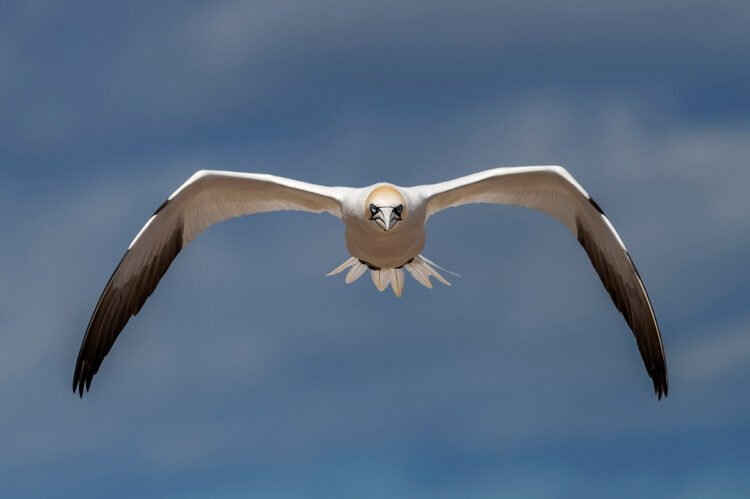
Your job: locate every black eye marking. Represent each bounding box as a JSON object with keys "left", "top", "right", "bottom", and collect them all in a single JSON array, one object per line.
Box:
[
  {"left": 394, "top": 205, "right": 403, "bottom": 216},
  {"left": 369, "top": 204, "right": 378, "bottom": 214}
]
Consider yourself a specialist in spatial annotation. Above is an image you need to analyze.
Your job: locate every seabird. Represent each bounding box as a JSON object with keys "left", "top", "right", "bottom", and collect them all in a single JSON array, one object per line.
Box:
[{"left": 73, "top": 166, "right": 668, "bottom": 398}]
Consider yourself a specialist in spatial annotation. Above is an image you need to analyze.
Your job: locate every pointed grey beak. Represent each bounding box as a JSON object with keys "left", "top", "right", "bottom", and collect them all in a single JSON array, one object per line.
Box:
[
  {"left": 370, "top": 205, "right": 402, "bottom": 231},
  {"left": 379, "top": 206, "right": 394, "bottom": 231}
]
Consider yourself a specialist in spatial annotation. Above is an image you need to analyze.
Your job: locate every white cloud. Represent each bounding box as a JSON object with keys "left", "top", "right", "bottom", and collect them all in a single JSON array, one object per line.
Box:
[{"left": 2, "top": 3, "right": 750, "bottom": 491}]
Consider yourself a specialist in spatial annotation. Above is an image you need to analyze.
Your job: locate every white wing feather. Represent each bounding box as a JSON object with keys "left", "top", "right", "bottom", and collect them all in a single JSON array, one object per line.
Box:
[
  {"left": 74, "top": 170, "right": 347, "bottom": 396},
  {"left": 119, "top": 171, "right": 346, "bottom": 287},
  {"left": 414, "top": 166, "right": 668, "bottom": 398}
]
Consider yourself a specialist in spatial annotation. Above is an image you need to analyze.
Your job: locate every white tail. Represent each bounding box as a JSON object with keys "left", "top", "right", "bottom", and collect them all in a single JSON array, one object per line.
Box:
[
  {"left": 327, "top": 255, "right": 455, "bottom": 296},
  {"left": 345, "top": 262, "right": 368, "bottom": 283},
  {"left": 326, "top": 257, "right": 357, "bottom": 276}
]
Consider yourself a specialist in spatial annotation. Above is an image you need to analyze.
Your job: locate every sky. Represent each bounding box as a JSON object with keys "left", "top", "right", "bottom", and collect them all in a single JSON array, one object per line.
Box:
[{"left": 2, "top": 1, "right": 750, "bottom": 497}]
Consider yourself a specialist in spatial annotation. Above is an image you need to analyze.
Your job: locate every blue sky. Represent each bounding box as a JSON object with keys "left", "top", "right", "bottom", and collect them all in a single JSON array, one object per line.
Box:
[{"left": 2, "top": 1, "right": 750, "bottom": 497}]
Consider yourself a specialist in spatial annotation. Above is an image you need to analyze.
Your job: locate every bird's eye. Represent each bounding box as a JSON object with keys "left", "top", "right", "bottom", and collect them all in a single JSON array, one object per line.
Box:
[
  {"left": 395, "top": 205, "right": 403, "bottom": 216},
  {"left": 369, "top": 204, "right": 378, "bottom": 214}
]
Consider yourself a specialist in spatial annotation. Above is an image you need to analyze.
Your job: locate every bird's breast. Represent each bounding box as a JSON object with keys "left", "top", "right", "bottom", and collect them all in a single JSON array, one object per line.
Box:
[{"left": 343, "top": 220, "right": 426, "bottom": 269}]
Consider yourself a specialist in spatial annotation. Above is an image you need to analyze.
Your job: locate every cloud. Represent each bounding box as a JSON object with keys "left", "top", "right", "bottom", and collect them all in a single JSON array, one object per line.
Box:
[
  {"left": 2, "top": 2, "right": 750, "bottom": 496},
  {"left": 2, "top": 0, "right": 749, "bottom": 159},
  {"left": 4, "top": 98, "right": 750, "bottom": 474}
]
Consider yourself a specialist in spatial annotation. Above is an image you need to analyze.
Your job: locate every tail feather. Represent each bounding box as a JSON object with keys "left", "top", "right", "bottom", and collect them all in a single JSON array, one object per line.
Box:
[
  {"left": 415, "top": 255, "right": 451, "bottom": 286},
  {"left": 383, "top": 269, "right": 396, "bottom": 293},
  {"left": 371, "top": 269, "right": 389, "bottom": 291},
  {"left": 345, "top": 262, "right": 368, "bottom": 283},
  {"left": 404, "top": 262, "right": 433, "bottom": 289},
  {"left": 328, "top": 254, "right": 455, "bottom": 294},
  {"left": 419, "top": 255, "right": 461, "bottom": 277},
  {"left": 390, "top": 268, "right": 405, "bottom": 297},
  {"left": 326, "top": 257, "right": 357, "bottom": 276}
]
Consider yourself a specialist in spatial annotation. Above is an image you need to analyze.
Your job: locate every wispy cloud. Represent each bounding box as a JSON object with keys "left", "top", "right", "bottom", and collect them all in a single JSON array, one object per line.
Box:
[{"left": 3, "top": 1, "right": 750, "bottom": 497}]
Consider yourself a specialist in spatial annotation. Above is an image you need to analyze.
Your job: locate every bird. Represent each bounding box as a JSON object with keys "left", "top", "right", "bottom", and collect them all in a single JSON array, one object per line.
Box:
[{"left": 73, "top": 166, "right": 668, "bottom": 399}]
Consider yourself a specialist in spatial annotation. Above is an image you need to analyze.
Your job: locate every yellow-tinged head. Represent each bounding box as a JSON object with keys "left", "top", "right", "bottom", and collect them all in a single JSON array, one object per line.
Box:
[{"left": 365, "top": 185, "right": 406, "bottom": 231}]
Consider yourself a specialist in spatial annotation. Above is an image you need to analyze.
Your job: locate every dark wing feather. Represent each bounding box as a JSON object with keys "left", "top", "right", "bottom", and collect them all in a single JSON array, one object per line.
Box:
[
  {"left": 73, "top": 171, "right": 344, "bottom": 396},
  {"left": 73, "top": 222, "right": 183, "bottom": 396},
  {"left": 418, "top": 166, "right": 668, "bottom": 398},
  {"left": 576, "top": 212, "right": 668, "bottom": 398}
]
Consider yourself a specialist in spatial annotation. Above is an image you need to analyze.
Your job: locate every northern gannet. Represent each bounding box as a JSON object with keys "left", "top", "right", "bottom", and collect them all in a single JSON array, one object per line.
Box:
[{"left": 73, "top": 167, "right": 668, "bottom": 398}]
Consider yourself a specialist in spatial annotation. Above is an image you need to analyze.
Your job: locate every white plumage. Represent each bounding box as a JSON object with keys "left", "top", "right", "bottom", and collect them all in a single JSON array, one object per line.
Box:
[{"left": 73, "top": 166, "right": 668, "bottom": 399}]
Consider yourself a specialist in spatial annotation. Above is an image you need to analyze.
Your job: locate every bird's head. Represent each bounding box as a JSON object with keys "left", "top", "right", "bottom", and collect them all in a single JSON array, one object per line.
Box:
[{"left": 365, "top": 185, "right": 405, "bottom": 231}]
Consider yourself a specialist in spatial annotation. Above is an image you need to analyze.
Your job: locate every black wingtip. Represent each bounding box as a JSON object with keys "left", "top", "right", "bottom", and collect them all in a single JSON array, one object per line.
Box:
[
  {"left": 73, "top": 366, "right": 81, "bottom": 397},
  {"left": 72, "top": 221, "right": 185, "bottom": 400},
  {"left": 73, "top": 359, "right": 83, "bottom": 397},
  {"left": 575, "top": 215, "right": 669, "bottom": 402},
  {"left": 72, "top": 360, "right": 92, "bottom": 398},
  {"left": 74, "top": 375, "right": 84, "bottom": 398},
  {"left": 75, "top": 376, "right": 90, "bottom": 398},
  {"left": 652, "top": 354, "right": 669, "bottom": 400},
  {"left": 653, "top": 376, "right": 668, "bottom": 400}
]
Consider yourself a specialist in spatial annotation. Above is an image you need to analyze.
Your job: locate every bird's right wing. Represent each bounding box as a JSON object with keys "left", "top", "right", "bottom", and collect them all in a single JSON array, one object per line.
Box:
[
  {"left": 73, "top": 170, "right": 348, "bottom": 396},
  {"left": 414, "top": 166, "right": 668, "bottom": 398}
]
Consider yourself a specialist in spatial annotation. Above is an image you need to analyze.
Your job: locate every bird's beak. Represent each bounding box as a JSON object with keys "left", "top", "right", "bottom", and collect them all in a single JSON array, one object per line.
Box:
[
  {"left": 379, "top": 207, "right": 394, "bottom": 231},
  {"left": 370, "top": 206, "right": 402, "bottom": 231},
  {"left": 370, "top": 206, "right": 403, "bottom": 232}
]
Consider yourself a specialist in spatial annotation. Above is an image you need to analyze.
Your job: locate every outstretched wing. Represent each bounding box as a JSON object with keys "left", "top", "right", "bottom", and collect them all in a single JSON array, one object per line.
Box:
[
  {"left": 74, "top": 170, "right": 346, "bottom": 396},
  {"left": 415, "top": 166, "right": 668, "bottom": 399}
]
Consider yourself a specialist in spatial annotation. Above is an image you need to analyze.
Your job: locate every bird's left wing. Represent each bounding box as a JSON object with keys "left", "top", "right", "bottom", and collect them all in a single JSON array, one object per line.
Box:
[
  {"left": 73, "top": 170, "right": 347, "bottom": 396},
  {"left": 414, "top": 166, "right": 668, "bottom": 398}
]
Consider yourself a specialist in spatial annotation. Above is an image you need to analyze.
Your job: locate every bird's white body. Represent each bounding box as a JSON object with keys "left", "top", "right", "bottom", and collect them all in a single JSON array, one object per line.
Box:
[
  {"left": 332, "top": 184, "right": 434, "bottom": 295},
  {"left": 342, "top": 184, "right": 427, "bottom": 269},
  {"left": 74, "top": 166, "right": 668, "bottom": 399}
]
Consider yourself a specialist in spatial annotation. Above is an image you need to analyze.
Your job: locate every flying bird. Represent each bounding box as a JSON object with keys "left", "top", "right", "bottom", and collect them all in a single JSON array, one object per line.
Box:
[{"left": 73, "top": 166, "right": 668, "bottom": 398}]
